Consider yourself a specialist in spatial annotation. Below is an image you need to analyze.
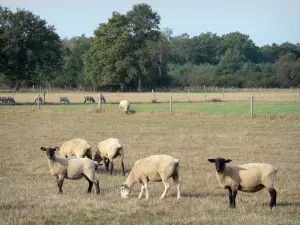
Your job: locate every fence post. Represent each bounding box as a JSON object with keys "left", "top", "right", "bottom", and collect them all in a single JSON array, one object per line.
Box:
[
  {"left": 250, "top": 95, "right": 254, "bottom": 118},
  {"left": 43, "top": 92, "right": 46, "bottom": 104},
  {"left": 98, "top": 93, "right": 102, "bottom": 111},
  {"left": 153, "top": 90, "right": 155, "bottom": 102},
  {"left": 223, "top": 87, "right": 225, "bottom": 98},
  {"left": 188, "top": 89, "right": 190, "bottom": 102},
  {"left": 169, "top": 95, "right": 172, "bottom": 113}
]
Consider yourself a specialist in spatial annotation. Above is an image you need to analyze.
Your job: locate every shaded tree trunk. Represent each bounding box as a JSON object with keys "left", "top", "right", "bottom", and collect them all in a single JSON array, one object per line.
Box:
[{"left": 138, "top": 76, "right": 142, "bottom": 92}]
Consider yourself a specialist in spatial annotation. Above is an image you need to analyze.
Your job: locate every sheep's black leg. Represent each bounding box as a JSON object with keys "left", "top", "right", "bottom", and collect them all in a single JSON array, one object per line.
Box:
[
  {"left": 94, "top": 180, "right": 100, "bottom": 195},
  {"left": 109, "top": 160, "right": 114, "bottom": 175},
  {"left": 121, "top": 160, "right": 125, "bottom": 176},
  {"left": 269, "top": 188, "right": 277, "bottom": 208},
  {"left": 105, "top": 159, "right": 109, "bottom": 172},
  {"left": 57, "top": 179, "right": 64, "bottom": 194},
  {"left": 231, "top": 190, "right": 237, "bottom": 208},
  {"left": 228, "top": 189, "right": 233, "bottom": 207}
]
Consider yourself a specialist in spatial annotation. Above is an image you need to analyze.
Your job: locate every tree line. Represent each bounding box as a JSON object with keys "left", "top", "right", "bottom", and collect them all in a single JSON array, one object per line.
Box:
[{"left": 1, "top": 4, "right": 300, "bottom": 91}]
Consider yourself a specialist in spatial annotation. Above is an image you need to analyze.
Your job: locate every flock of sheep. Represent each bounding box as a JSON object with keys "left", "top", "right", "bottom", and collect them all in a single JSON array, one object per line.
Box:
[{"left": 41, "top": 137, "right": 277, "bottom": 209}]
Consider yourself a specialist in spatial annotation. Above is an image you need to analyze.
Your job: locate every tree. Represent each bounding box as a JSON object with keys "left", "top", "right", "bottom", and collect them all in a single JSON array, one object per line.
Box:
[
  {"left": 0, "top": 6, "right": 63, "bottom": 90},
  {"left": 216, "top": 47, "right": 245, "bottom": 75}
]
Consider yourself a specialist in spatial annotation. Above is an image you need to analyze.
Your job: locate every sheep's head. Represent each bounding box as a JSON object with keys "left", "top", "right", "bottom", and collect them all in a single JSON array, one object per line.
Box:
[
  {"left": 120, "top": 184, "right": 130, "bottom": 199},
  {"left": 40, "top": 147, "right": 59, "bottom": 159},
  {"left": 208, "top": 158, "right": 232, "bottom": 173}
]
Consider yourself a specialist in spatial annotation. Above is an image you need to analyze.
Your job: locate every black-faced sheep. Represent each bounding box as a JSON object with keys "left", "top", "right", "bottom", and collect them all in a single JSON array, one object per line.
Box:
[
  {"left": 121, "top": 155, "right": 180, "bottom": 200},
  {"left": 59, "top": 138, "right": 92, "bottom": 159},
  {"left": 93, "top": 138, "right": 125, "bottom": 176},
  {"left": 60, "top": 96, "right": 70, "bottom": 104},
  {"left": 40, "top": 147, "right": 100, "bottom": 194},
  {"left": 119, "top": 100, "right": 130, "bottom": 112},
  {"left": 208, "top": 157, "right": 277, "bottom": 209}
]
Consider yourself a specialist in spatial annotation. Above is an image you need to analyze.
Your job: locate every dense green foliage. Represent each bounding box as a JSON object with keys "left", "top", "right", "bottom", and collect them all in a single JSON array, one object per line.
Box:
[{"left": 1, "top": 4, "right": 300, "bottom": 91}]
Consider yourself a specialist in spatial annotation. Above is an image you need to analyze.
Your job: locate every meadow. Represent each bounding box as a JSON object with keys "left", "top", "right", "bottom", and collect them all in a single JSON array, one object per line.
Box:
[{"left": 0, "top": 91, "right": 300, "bottom": 224}]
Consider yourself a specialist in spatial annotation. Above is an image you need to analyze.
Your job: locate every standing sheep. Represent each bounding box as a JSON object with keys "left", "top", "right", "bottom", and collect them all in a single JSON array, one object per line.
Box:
[
  {"left": 59, "top": 138, "right": 92, "bottom": 159},
  {"left": 40, "top": 146, "right": 100, "bottom": 194},
  {"left": 119, "top": 100, "right": 130, "bottom": 112},
  {"left": 93, "top": 138, "right": 125, "bottom": 176},
  {"left": 34, "top": 96, "right": 43, "bottom": 103},
  {"left": 120, "top": 155, "right": 180, "bottom": 200},
  {"left": 7, "top": 96, "right": 15, "bottom": 103},
  {"left": 208, "top": 157, "right": 277, "bottom": 208}
]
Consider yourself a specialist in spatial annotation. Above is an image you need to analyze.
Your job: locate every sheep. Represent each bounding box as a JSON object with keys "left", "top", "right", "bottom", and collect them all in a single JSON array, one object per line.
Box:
[
  {"left": 59, "top": 138, "right": 93, "bottom": 159},
  {"left": 84, "top": 96, "right": 96, "bottom": 103},
  {"left": 100, "top": 95, "right": 106, "bottom": 103},
  {"left": 93, "top": 138, "right": 125, "bottom": 176},
  {"left": 6, "top": 96, "right": 15, "bottom": 103},
  {"left": 208, "top": 157, "right": 277, "bottom": 209},
  {"left": 0, "top": 97, "right": 8, "bottom": 103},
  {"left": 120, "top": 155, "right": 180, "bottom": 200},
  {"left": 119, "top": 100, "right": 130, "bottom": 112},
  {"left": 34, "top": 96, "right": 43, "bottom": 103},
  {"left": 60, "top": 96, "right": 70, "bottom": 104},
  {"left": 40, "top": 146, "right": 100, "bottom": 194}
]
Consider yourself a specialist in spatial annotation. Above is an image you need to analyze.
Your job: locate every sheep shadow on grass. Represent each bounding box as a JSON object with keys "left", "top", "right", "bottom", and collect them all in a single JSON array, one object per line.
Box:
[{"left": 170, "top": 193, "right": 226, "bottom": 199}]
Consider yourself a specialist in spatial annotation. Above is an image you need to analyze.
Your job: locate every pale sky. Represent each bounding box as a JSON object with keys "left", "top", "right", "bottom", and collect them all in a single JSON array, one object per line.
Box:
[{"left": 1, "top": 0, "right": 299, "bottom": 46}]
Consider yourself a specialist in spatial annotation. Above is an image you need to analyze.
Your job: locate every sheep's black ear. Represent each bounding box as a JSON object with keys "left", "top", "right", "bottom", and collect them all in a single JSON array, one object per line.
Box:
[
  {"left": 208, "top": 159, "right": 216, "bottom": 163},
  {"left": 40, "top": 147, "right": 46, "bottom": 151},
  {"left": 225, "top": 159, "right": 232, "bottom": 163}
]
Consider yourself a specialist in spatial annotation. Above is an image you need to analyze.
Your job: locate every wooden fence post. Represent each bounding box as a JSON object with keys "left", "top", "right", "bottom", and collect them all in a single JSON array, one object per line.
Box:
[
  {"left": 169, "top": 95, "right": 172, "bottom": 113},
  {"left": 98, "top": 93, "right": 102, "bottom": 111},
  {"left": 250, "top": 95, "right": 254, "bottom": 118},
  {"left": 188, "top": 89, "right": 190, "bottom": 102}
]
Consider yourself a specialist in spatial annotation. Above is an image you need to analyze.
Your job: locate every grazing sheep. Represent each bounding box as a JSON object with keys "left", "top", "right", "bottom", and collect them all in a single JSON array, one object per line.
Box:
[
  {"left": 84, "top": 96, "right": 96, "bottom": 103},
  {"left": 34, "top": 96, "right": 43, "bottom": 103},
  {"left": 93, "top": 138, "right": 125, "bottom": 175},
  {"left": 7, "top": 96, "right": 15, "bottom": 103},
  {"left": 60, "top": 96, "right": 70, "bottom": 104},
  {"left": 120, "top": 155, "right": 180, "bottom": 200},
  {"left": 119, "top": 100, "right": 130, "bottom": 112},
  {"left": 208, "top": 157, "right": 277, "bottom": 209},
  {"left": 40, "top": 146, "right": 100, "bottom": 194},
  {"left": 59, "top": 138, "right": 92, "bottom": 159},
  {"left": 100, "top": 95, "right": 106, "bottom": 103},
  {"left": 0, "top": 97, "right": 8, "bottom": 103}
]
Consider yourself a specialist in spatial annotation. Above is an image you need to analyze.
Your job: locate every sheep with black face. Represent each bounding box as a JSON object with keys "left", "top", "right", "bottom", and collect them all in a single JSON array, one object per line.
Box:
[
  {"left": 40, "top": 146, "right": 100, "bottom": 195},
  {"left": 208, "top": 157, "right": 277, "bottom": 209}
]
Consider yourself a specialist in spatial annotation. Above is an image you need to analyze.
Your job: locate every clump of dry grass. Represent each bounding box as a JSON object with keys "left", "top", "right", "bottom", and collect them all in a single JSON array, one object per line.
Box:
[{"left": 0, "top": 108, "right": 300, "bottom": 224}]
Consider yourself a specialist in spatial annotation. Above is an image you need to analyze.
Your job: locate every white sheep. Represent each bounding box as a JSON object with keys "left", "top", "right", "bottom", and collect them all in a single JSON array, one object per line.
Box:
[
  {"left": 120, "top": 155, "right": 180, "bottom": 200},
  {"left": 59, "top": 138, "right": 92, "bottom": 159},
  {"left": 208, "top": 157, "right": 277, "bottom": 208},
  {"left": 40, "top": 146, "right": 100, "bottom": 194},
  {"left": 34, "top": 96, "right": 43, "bottom": 103},
  {"left": 93, "top": 138, "right": 125, "bottom": 176},
  {"left": 119, "top": 100, "right": 130, "bottom": 112}
]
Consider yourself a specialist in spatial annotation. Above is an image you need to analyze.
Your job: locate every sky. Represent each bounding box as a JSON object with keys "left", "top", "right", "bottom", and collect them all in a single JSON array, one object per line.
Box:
[{"left": 1, "top": 0, "right": 299, "bottom": 46}]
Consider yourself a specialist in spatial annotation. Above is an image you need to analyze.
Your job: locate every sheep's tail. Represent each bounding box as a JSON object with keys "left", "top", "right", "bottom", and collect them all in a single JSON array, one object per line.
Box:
[
  {"left": 173, "top": 158, "right": 180, "bottom": 173},
  {"left": 118, "top": 144, "right": 124, "bottom": 160},
  {"left": 85, "top": 147, "right": 93, "bottom": 159}
]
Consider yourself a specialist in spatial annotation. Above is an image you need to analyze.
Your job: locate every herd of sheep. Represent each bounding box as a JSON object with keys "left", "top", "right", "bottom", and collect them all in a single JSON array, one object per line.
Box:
[{"left": 41, "top": 137, "right": 277, "bottom": 209}]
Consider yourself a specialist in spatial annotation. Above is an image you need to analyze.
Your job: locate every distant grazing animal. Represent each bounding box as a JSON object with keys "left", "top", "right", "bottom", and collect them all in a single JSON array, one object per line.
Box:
[
  {"left": 34, "top": 96, "right": 43, "bottom": 103},
  {"left": 121, "top": 155, "right": 180, "bottom": 200},
  {"left": 7, "top": 96, "right": 15, "bottom": 103},
  {"left": 59, "top": 138, "right": 92, "bottom": 159},
  {"left": 119, "top": 100, "right": 130, "bottom": 112},
  {"left": 100, "top": 95, "right": 106, "bottom": 103},
  {"left": 0, "top": 97, "right": 8, "bottom": 103},
  {"left": 84, "top": 96, "right": 96, "bottom": 103},
  {"left": 94, "top": 138, "right": 125, "bottom": 175},
  {"left": 60, "top": 96, "right": 70, "bottom": 104},
  {"left": 208, "top": 157, "right": 277, "bottom": 209},
  {"left": 40, "top": 146, "right": 100, "bottom": 194}
]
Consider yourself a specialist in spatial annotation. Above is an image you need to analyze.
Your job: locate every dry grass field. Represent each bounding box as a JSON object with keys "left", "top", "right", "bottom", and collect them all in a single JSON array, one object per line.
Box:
[
  {"left": 1, "top": 89, "right": 300, "bottom": 103},
  {"left": 0, "top": 107, "right": 300, "bottom": 225}
]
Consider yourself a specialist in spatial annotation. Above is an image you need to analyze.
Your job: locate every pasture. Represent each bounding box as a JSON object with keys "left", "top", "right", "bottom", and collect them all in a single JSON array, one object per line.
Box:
[{"left": 0, "top": 103, "right": 300, "bottom": 225}]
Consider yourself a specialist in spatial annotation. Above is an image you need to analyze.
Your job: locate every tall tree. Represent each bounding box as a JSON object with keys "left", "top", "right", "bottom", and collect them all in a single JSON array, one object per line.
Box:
[{"left": 0, "top": 6, "right": 63, "bottom": 90}]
